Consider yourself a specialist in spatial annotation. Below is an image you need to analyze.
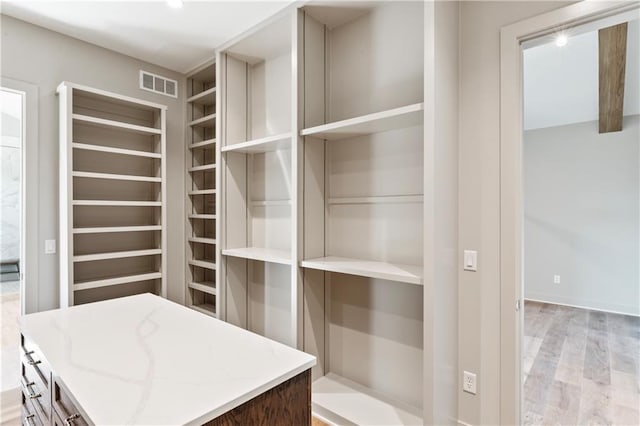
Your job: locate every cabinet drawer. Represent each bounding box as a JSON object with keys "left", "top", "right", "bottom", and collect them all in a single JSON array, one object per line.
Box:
[
  {"left": 53, "top": 378, "right": 88, "bottom": 426},
  {"left": 22, "top": 389, "right": 44, "bottom": 426},
  {"left": 21, "top": 356, "right": 51, "bottom": 420},
  {"left": 21, "top": 334, "right": 51, "bottom": 388}
]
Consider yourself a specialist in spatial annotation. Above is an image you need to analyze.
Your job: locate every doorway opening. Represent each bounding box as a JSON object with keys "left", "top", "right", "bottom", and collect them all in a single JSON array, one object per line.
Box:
[
  {"left": 521, "top": 16, "right": 639, "bottom": 425},
  {"left": 0, "top": 87, "right": 24, "bottom": 415}
]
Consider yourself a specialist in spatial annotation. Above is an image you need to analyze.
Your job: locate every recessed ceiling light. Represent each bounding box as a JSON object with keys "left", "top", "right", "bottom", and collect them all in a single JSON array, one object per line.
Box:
[
  {"left": 167, "top": 0, "right": 183, "bottom": 9},
  {"left": 555, "top": 33, "right": 568, "bottom": 47}
]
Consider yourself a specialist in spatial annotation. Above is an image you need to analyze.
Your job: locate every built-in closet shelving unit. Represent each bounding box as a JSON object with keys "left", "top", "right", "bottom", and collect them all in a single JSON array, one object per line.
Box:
[
  {"left": 185, "top": 62, "right": 219, "bottom": 317},
  {"left": 299, "top": 3, "right": 425, "bottom": 424},
  {"left": 57, "top": 82, "right": 167, "bottom": 307},
  {"left": 218, "top": 10, "right": 299, "bottom": 346},
  {"left": 218, "top": 2, "right": 459, "bottom": 425}
]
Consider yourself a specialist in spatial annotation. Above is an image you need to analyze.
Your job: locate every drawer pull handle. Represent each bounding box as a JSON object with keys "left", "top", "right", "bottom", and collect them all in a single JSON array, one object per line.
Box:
[
  {"left": 28, "top": 359, "right": 41, "bottom": 366},
  {"left": 28, "top": 391, "right": 42, "bottom": 399},
  {"left": 65, "top": 413, "right": 81, "bottom": 425},
  {"left": 24, "top": 351, "right": 34, "bottom": 356},
  {"left": 24, "top": 414, "right": 36, "bottom": 425}
]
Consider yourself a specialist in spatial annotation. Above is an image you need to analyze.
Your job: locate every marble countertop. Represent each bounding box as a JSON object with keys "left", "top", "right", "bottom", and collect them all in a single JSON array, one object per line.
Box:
[{"left": 20, "top": 293, "right": 316, "bottom": 425}]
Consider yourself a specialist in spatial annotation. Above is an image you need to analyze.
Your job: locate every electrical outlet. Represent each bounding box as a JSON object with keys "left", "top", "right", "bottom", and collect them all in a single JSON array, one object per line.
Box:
[
  {"left": 553, "top": 275, "right": 561, "bottom": 284},
  {"left": 463, "top": 371, "right": 477, "bottom": 395}
]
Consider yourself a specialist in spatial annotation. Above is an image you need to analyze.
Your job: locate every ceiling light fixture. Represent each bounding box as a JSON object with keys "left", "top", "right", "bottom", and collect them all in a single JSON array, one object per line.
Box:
[
  {"left": 555, "top": 33, "right": 568, "bottom": 47},
  {"left": 167, "top": 0, "right": 183, "bottom": 9}
]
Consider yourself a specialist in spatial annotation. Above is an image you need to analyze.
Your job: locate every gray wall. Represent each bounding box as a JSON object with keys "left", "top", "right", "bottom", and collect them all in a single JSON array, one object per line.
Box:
[
  {"left": 524, "top": 116, "right": 639, "bottom": 316},
  {"left": 458, "top": 1, "right": 575, "bottom": 424},
  {"left": 0, "top": 15, "right": 186, "bottom": 310}
]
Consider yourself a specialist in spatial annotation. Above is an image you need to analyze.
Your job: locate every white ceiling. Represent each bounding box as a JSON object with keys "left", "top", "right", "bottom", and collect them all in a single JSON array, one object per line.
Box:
[
  {"left": 524, "top": 19, "right": 640, "bottom": 131},
  {"left": 1, "top": 0, "right": 293, "bottom": 73}
]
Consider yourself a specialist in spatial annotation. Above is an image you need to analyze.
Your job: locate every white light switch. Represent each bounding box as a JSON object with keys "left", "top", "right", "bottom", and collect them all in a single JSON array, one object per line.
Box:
[
  {"left": 45, "top": 239, "right": 56, "bottom": 254},
  {"left": 464, "top": 250, "right": 477, "bottom": 271}
]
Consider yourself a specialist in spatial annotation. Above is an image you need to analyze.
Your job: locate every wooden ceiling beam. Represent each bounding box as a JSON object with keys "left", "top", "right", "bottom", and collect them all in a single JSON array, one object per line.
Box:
[{"left": 599, "top": 22, "right": 627, "bottom": 133}]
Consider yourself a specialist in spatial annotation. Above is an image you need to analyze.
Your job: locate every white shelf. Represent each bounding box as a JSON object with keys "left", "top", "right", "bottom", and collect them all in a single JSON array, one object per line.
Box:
[
  {"left": 189, "top": 139, "right": 216, "bottom": 149},
  {"left": 73, "top": 171, "right": 161, "bottom": 183},
  {"left": 187, "top": 87, "right": 216, "bottom": 105},
  {"left": 312, "top": 374, "right": 423, "bottom": 426},
  {"left": 73, "top": 225, "right": 161, "bottom": 234},
  {"left": 221, "top": 133, "right": 291, "bottom": 153},
  {"left": 188, "top": 237, "right": 217, "bottom": 245},
  {"left": 188, "top": 281, "right": 216, "bottom": 295},
  {"left": 188, "top": 189, "right": 216, "bottom": 196},
  {"left": 188, "top": 114, "right": 216, "bottom": 128},
  {"left": 188, "top": 259, "right": 216, "bottom": 270},
  {"left": 301, "top": 103, "right": 424, "bottom": 140},
  {"left": 300, "top": 256, "right": 423, "bottom": 285},
  {"left": 188, "top": 164, "right": 216, "bottom": 172},
  {"left": 73, "top": 249, "right": 161, "bottom": 263},
  {"left": 72, "top": 200, "right": 161, "bottom": 207},
  {"left": 73, "top": 113, "right": 162, "bottom": 135},
  {"left": 72, "top": 143, "right": 161, "bottom": 159},
  {"left": 188, "top": 214, "right": 216, "bottom": 220},
  {"left": 74, "top": 271, "right": 162, "bottom": 291},
  {"left": 222, "top": 247, "right": 291, "bottom": 265},
  {"left": 189, "top": 303, "right": 217, "bottom": 317}
]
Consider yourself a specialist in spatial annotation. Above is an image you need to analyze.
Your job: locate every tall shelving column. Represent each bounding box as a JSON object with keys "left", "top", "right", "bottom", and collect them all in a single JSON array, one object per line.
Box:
[
  {"left": 299, "top": 3, "right": 426, "bottom": 425},
  {"left": 57, "top": 82, "right": 167, "bottom": 307},
  {"left": 185, "top": 61, "right": 218, "bottom": 317},
  {"left": 218, "top": 10, "right": 300, "bottom": 347}
]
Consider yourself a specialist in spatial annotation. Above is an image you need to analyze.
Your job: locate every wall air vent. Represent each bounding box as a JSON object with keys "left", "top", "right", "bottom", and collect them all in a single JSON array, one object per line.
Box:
[{"left": 139, "top": 70, "right": 177, "bottom": 98}]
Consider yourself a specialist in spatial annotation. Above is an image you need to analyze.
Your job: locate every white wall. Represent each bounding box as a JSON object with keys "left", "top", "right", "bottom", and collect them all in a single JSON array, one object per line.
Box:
[
  {"left": 458, "top": 1, "right": 575, "bottom": 424},
  {"left": 0, "top": 15, "right": 186, "bottom": 310},
  {"left": 524, "top": 116, "right": 639, "bottom": 316}
]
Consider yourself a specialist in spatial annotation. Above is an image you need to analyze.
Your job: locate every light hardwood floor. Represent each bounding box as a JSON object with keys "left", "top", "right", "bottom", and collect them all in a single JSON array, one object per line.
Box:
[{"left": 523, "top": 301, "right": 640, "bottom": 426}]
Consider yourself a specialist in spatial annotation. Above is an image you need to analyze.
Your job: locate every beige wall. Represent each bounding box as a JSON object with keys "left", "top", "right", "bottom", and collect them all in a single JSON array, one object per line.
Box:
[
  {"left": 0, "top": 15, "right": 186, "bottom": 310},
  {"left": 458, "top": 1, "right": 574, "bottom": 424}
]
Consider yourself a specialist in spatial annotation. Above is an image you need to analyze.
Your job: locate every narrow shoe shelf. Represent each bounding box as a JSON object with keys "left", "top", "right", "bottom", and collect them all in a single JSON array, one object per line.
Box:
[
  {"left": 188, "top": 281, "right": 216, "bottom": 295},
  {"left": 221, "top": 247, "right": 292, "bottom": 265},
  {"left": 72, "top": 142, "right": 161, "bottom": 159},
  {"left": 187, "top": 87, "right": 216, "bottom": 105},
  {"left": 188, "top": 214, "right": 216, "bottom": 220},
  {"left": 72, "top": 171, "right": 161, "bottom": 183},
  {"left": 189, "top": 303, "right": 216, "bottom": 317},
  {"left": 72, "top": 200, "right": 161, "bottom": 207},
  {"left": 188, "top": 114, "right": 216, "bottom": 128},
  {"left": 188, "top": 237, "right": 217, "bottom": 245},
  {"left": 221, "top": 132, "right": 291, "bottom": 154},
  {"left": 73, "top": 248, "right": 161, "bottom": 263},
  {"left": 73, "top": 225, "right": 161, "bottom": 234},
  {"left": 189, "top": 139, "right": 216, "bottom": 149},
  {"left": 188, "top": 189, "right": 216, "bottom": 196},
  {"left": 73, "top": 113, "right": 162, "bottom": 135},
  {"left": 188, "top": 164, "right": 216, "bottom": 172},
  {"left": 74, "top": 271, "right": 162, "bottom": 291},
  {"left": 188, "top": 259, "right": 216, "bottom": 270}
]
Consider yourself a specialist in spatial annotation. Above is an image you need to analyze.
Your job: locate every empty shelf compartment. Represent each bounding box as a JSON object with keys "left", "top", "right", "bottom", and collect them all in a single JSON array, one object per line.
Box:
[{"left": 301, "top": 256, "right": 423, "bottom": 285}]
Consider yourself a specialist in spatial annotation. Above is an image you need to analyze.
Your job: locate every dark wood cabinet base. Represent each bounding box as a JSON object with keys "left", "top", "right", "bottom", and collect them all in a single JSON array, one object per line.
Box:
[{"left": 204, "top": 369, "right": 311, "bottom": 426}]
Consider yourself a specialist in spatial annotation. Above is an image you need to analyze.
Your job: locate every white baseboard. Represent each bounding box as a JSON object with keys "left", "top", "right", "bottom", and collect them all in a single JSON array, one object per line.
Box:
[{"left": 524, "top": 294, "right": 640, "bottom": 317}]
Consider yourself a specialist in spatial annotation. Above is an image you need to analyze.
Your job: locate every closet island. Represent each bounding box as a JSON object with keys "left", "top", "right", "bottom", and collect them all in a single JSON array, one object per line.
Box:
[{"left": 19, "top": 294, "right": 315, "bottom": 425}]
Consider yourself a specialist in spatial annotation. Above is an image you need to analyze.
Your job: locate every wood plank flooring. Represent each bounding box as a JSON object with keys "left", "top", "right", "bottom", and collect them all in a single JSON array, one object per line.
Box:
[{"left": 523, "top": 301, "right": 639, "bottom": 425}]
